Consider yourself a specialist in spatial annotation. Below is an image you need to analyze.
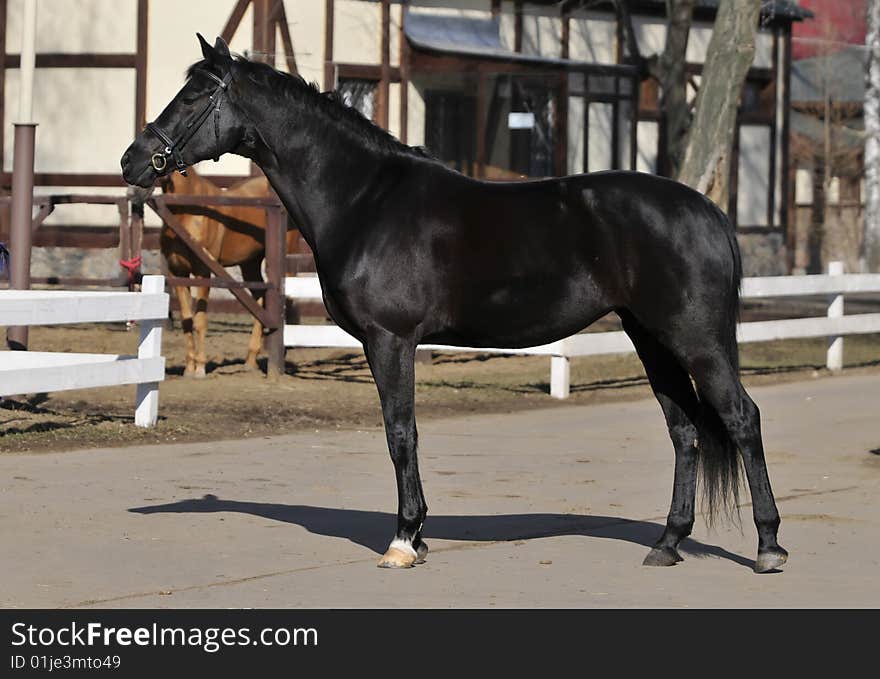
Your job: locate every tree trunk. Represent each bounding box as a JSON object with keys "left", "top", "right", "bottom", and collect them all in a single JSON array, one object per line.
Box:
[
  {"left": 808, "top": 158, "right": 826, "bottom": 274},
  {"left": 653, "top": 0, "right": 696, "bottom": 177},
  {"left": 677, "top": 0, "right": 761, "bottom": 210},
  {"left": 864, "top": 0, "right": 880, "bottom": 272}
]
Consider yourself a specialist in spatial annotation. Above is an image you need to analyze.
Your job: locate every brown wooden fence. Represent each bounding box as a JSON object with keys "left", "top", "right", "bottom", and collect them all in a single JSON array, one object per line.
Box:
[{"left": 0, "top": 192, "right": 321, "bottom": 379}]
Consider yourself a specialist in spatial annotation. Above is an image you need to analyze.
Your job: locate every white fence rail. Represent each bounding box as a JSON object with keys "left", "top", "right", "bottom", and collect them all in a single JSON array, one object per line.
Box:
[
  {"left": 284, "top": 262, "right": 880, "bottom": 399},
  {"left": 0, "top": 275, "right": 169, "bottom": 426}
]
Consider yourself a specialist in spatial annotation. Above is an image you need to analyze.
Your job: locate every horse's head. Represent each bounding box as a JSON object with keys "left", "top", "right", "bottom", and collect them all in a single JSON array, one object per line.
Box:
[{"left": 121, "top": 34, "right": 245, "bottom": 188}]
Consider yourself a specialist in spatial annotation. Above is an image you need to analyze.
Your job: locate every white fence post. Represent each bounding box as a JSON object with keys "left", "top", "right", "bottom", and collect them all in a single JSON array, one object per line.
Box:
[
  {"left": 135, "top": 275, "right": 164, "bottom": 427},
  {"left": 826, "top": 261, "right": 845, "bottom": 371},
  {"left": 550, "top": 352, "right": 570, "bottom": 399}
]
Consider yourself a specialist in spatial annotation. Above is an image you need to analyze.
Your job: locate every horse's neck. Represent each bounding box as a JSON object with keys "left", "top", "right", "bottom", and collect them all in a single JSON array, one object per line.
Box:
[{"left": 239, "top": 91, "right": 392, "bottom": 253}]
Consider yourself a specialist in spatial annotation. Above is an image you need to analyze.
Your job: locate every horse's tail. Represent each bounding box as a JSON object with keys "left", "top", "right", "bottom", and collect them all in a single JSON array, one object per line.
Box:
[{"left": 695, "top": 205, "right": 744, "bottom": 527}]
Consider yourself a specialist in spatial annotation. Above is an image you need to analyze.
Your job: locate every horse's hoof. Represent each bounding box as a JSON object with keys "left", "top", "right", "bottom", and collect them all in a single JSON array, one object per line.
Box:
[
  {"left": 414, "top": 541, "right": 429, "bottom": 565},
  {"left": 377, "top": 547, "right": 416, "bottom": 569},
  {"left": 754, "top": 547, "right": 788, "bottom": 573},
  {"left": 194, "top": 367, "right": 207, "bottom": 379},
  {"left": 643, "top": 547, "right": 684, "bottom": 567}
]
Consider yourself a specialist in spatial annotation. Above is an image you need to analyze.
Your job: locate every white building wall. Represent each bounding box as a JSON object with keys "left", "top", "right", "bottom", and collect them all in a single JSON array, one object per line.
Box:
[
  {"left": 333, "top": 0, "right": 380, "bottom": 66},
  {"left": 567, "top": 12, "right": 615, "bottom": 65}
]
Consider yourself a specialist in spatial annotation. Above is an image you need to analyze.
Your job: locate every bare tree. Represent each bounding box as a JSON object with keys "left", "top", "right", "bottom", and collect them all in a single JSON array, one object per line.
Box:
[
  {"left": 677, "top": 0, "right": 761, "bottom": 208},
  {"left": 646, "top": 0, "right": 697, "bottom": 177},
  {"left": 866, "top": 0, "right": 880, "bottom": 271}
]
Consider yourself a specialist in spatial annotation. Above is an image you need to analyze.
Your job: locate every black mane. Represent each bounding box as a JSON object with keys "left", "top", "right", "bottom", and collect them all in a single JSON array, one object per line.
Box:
[{"left": 188, "top": 57, "right": 432, "bottom": 161}]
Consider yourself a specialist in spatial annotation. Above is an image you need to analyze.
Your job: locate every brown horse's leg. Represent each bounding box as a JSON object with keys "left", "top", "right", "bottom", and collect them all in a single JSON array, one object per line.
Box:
[
  {"left": 240, "top": 260, "right": 264, "bottom": 370},
  {"left": 192, "top": 284, "right": 210, "bottom": 378},
  {"left": 175, "top": 284, "right": 198, "bottom": 377}
]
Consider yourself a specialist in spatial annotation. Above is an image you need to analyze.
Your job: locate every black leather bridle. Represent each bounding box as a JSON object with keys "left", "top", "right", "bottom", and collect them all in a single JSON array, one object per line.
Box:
[{"left": 145, "top": 68, "right": 232, "bottom": 176}]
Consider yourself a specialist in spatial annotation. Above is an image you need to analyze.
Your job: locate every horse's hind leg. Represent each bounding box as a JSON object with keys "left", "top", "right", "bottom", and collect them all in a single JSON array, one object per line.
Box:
[
  {"left": 684, "top": 346, "right": 788, "bottom": 573},
  {"left": 364, "top": 330, "right": 428, "bottom": 569},
  {"left": 620, "top": 311, "right": 700, "bottom": 567}
]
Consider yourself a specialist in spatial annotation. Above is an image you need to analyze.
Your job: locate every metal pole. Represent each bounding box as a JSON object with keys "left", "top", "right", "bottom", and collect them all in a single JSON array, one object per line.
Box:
[{"left": 6, "top": 0, "right": 38, "bottom": 351}]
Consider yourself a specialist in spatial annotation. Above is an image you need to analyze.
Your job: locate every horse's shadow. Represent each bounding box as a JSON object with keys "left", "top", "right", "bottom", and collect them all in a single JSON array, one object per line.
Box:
[{"left": 128, "top": 494, "right": 754, "bottom": 569}]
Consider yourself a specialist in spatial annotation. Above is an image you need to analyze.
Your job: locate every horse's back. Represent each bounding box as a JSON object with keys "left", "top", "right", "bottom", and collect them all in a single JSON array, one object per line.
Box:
[{"left": 381, "top": 166, "right": 739, "bottom": 348}]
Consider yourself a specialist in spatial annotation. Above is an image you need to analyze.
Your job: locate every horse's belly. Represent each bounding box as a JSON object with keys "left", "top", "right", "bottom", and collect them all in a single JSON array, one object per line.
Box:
[{"left": 435, "top": 273, "right": 610, "bottom": 349}]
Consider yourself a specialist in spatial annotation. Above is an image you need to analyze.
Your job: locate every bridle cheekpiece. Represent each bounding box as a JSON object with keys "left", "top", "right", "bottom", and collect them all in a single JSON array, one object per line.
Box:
[{"left": 145, "top": 68, "right": 232, "bottom": 176}]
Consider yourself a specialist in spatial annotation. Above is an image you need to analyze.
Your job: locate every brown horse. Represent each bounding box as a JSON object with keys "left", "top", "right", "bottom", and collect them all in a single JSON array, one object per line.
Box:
[{"left": 160, "top": 166, "right": 299, "bottom": 377}]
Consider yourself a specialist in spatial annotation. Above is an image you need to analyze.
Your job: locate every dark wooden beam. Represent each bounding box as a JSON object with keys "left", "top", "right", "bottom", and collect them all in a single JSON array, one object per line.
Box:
[
  {"left": 378, "top": 0, "right": 391, "bottom": 129},
  {"left": 476, "top": 71, "right": 487, "bottom": 177},
  {"left": 767, "top": 27, "right": 779, "bottom": 229},
  {"left": 0, "top": 0, "right": 7, "bottom": 169},
  {"left": 399, "top": 1, "right": 409, "bottom": 143},
  {"left": 514, "top": 1, "right": 523, "bottom": 53},
  {"left": 4, "top": 53, "right": 137, "bottom": 68},
  {"left": 252, "top": 0, "right": 270, "bottom": 64},
  {"left": 221, "top": 0, "right": 251, "bottom": 43},
  {"left": 135, "top": 0, "right": 148, "bottom": 134},
  {"left": 0, "top": 172, "right": 258, "bottom": 189},
  {"left": 275, "top": 0, "right": 299, "bottom": 73},
  {"left": 781, "top": 27, "right": 794, "bottom": 271},
  {"left": 336, "top": 62, "right": 401, "bottom": 81},
  {"left": 324, "top": 0, "right": 335, "bottom": 90}
]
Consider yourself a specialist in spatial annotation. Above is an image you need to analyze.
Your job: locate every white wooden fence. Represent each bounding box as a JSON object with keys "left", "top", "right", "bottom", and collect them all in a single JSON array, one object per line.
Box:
[
  {"left": 0, "top": 275, "right": 169, "bottom": 426},
  {"left": 284, "top": 262, "right": 880, "bottom": 399}
]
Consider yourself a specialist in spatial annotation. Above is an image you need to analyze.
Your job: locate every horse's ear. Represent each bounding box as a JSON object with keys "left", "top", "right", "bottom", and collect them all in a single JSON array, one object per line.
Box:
[
  {"left": 197, "top": 33, "right": 215, "bottom": 61},
  {"left": 213, "top": 36, "right": 231, "bottom": 59}
]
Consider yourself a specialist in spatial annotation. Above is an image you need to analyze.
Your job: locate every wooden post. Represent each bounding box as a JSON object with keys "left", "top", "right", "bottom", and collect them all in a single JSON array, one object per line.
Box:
[
  {"left": 118, "top": 199, "right": 132, "bottom": 286},
  {"left": 514, "top": 1, "right": 523, "bottom": 53},
  {"left": 264, "top": 205, "right": 286, "bottom": 380},
  {"left": 135, "top": 0, "right": 148, "bottom": 134},
  {"left": 136, "top": 275, "right": 165, "bottom": 427},
  {"left": 0, "top": 0, "right": 7, "bottom": 167},
  {"left": 476, "top": 70, "right": 487, "bottom": 178},
  {"left": 324, "top": 0, "right": 335, "bottom": 90},
  {"left": 826, "top": 260, "right": 844, "bottom": 371},
  {"left": 399, "top": 0, "right": 409, "bottom": 143},
  {"left": 781, "top": 27, "right": 795, "bottom": 272},
  {"left": 378, "top": 0, "right": 391, "bottom": 129}
]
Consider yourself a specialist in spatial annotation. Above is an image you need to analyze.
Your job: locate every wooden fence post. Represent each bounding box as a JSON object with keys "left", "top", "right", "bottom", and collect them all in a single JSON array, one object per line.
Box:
[
  {"left": 135, "top": 275, "right": 164, "bottom": 427},
  {"left": 264, "top": 206, "right": 286, "bottom": 380},
  {"left": 826, "top": 260, "right": 844, "bottom": 371}
]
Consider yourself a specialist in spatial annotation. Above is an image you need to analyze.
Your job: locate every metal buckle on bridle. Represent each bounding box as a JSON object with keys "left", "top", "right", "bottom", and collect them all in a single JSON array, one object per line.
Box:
[{"left": 150, "top": 152, "right": 168, "bottom": 173}]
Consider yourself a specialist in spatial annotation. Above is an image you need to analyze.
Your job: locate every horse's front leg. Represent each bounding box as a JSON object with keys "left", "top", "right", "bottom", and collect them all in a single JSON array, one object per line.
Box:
[{"left": 365, "top": 330, "right": 428, "bottom": 569}]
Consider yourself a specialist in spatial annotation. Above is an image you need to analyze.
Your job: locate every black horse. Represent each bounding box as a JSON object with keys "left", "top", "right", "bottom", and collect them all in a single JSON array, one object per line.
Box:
[{"left": 122, "top": 35, "right": 787, "bottom": 573}]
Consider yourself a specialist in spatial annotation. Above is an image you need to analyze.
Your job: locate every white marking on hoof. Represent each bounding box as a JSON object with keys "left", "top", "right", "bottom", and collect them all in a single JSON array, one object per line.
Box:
[{"left": 377, "top": 538, "right": 417, "bottom": 569}]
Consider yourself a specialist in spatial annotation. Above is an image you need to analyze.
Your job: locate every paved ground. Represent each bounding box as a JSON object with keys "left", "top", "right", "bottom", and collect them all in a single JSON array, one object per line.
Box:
[{"left": 1, "top": 373, "right": 878, "bottom": 608}]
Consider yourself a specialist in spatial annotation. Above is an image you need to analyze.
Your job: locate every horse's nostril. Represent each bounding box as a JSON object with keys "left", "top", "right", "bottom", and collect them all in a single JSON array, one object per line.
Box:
[{"left": 121, "top": 152, "right": 131, "bottom": 168}]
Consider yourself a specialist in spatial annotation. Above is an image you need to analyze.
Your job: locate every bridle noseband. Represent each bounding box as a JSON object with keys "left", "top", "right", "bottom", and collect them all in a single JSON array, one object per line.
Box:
[{"left": 145, "top": 68, "right": 232, "bottom": 176}]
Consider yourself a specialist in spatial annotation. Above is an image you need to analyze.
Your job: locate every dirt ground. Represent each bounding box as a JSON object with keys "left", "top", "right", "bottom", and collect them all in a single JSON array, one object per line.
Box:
[{"left": 2, "top": 308, "right": 880, "bottom": 454}]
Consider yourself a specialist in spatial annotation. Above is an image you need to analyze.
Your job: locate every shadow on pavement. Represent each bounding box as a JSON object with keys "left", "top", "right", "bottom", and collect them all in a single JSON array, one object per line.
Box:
[{"left": 129, "top": 494, "right": 754, "bottom": 569}]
